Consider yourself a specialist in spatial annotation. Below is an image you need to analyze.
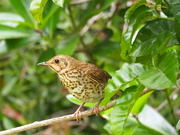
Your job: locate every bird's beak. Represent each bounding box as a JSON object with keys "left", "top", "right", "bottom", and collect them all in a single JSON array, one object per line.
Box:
[{"left": 38, "top": 62, "right": 49, "bottom": 66}]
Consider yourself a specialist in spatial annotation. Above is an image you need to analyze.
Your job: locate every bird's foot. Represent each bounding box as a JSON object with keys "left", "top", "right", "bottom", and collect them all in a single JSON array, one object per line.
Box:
[
  {"left": 92, "top": 104, "right": 99, "bottom": 116},
  {"left": 73, "top": 109, "right": 82, "bottom": 121},
  {"left": 73, "top": 103, "right": 85, "bottom": 121}
]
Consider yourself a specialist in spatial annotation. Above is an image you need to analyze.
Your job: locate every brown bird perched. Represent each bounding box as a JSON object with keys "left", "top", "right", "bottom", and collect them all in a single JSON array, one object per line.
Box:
[{"left": 38, "top": 55, "right": 111, "bottom": 120}]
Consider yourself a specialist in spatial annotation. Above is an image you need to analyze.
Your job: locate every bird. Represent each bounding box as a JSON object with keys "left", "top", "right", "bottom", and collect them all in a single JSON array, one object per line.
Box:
[{"left": 38, "top": 55, "right": 111, "bottom": 121}]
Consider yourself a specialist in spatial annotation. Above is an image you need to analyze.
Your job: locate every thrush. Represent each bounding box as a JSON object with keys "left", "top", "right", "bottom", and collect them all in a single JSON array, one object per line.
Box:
[{"left": 38, "top": 55, "right": 111, "bottom": 120}]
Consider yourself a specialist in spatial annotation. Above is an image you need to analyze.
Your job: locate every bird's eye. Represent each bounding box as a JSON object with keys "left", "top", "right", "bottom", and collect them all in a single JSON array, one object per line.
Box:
[{"left": 55, "top": 59, "right": 59, "bottom": 63}]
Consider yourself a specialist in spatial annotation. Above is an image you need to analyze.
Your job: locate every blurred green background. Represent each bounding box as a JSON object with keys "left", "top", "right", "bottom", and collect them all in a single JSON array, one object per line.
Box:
[{"left": 0, "top": 0, "right": 180, "bottom": 135}]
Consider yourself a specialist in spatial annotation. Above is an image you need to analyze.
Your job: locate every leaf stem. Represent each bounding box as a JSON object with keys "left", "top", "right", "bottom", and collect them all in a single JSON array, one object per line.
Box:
[{"left": 158, "top": 17, "right": 174, "bottom": 21}]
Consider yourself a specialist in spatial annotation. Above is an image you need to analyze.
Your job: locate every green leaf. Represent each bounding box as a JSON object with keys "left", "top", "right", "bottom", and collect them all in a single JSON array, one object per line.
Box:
[
  {"left": 124, "top": 118, "right": 144, "bottom": 135},
  {"left": 42, "top": 4, "right": 61, "bottom": 28},
  {"left": 52, "top": 0, "right": 64, "bottom": 7},
  {"left": 102, "top": 63, "right": 147, "bottom": 105},
  {"left": 170, "top": 0, "right": 180, "bottom": 22},
  {"left": 1, "top": 77, "right": 18, "bottom": 96},
  {"left": 2, "top": 116, "right": 16, "bottom": 130},
  {"left": 43, "top": 5, "right": 61, "bottom": 37},
  {"left": 66, "top": 94, "right": 96, "bottom": 108},
  {"left": 109, "top": 85, "right": 144, "bottom": 134},
  {"left": 120, "top": 0, "right": 158, "bottom": 61},
  {"left": 6, "top": 35, "right": 39, "bottom": 48},
  {"left": 138, "top": 51, "right": 178, "bottom": 89},
  {"left": 139, "top": 69, "right": 175, "bottom": 89},
  {"left": 176, "top": 120, "right": 180, "bottom": 131},
  {"left": 104, "top": 123, "right": 113, "bottom": 134},
  {"left": 0, "top": 25, "right": 30, "bottom": 40},
  {"left": 0, "top": 41, "right": 7, "bottom": 54},
  {"left": 30, "top": 0, "right": 48, "bottom": 24},
  {"left": 9, "top": 0, "right": 34, "bottom": 24},
  {"left": 0, "top": 35, "right": 40, "bottom": 54},
  {"left": 0, "top": 13, "right": 24, "bottom": 27},
  {"left": 170, "top": 0, "right": 180, "bottom": 42},
  {"left": 174, "top": 19, "right": 180, "bottom": 43},
  {"left": 67, "top": 94, "right": 113, "bottom": 116},
  {"left": 79, "top": 0, "right": 117, "bottom": 27},
  {"left": 124, "top": 0, "right": 146, "bottom": 23},
  {"left": 138, "top": 105, "right": 178, "bottom": 135},
  {"left": 158, "top": 51, "right": 178, "bottom": 83},
  {"left": 131, "top": 19, "right": 177, "bottom": 57},
  {"left": 169, "top": 0, "right": 180, "bottom": 42},
  {"left": 55, "top": 34, "right": 79, "bottom": 55},
  {"left": 131, "top": 91, "right": 153, "bottom": 114},
  {"left": 119, "top": 30, "right": 131, "bottom": 61},
  {"left": 124, "top": 117, "right": 166, "bottom": 135}
]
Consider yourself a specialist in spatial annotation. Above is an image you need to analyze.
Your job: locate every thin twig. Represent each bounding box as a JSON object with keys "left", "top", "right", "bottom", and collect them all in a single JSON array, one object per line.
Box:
[
  {"left": 0, "top": 100, "right": 116, "bottom": 135},
  {"left": 83, "top": 1, "right": 120, "bottom": 50},
  {"left": 80, "top": 12, "right": 104, "bottom": 35}
]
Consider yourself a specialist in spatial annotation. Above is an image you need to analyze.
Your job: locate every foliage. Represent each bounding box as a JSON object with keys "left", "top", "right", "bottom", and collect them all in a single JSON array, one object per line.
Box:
[{"left": 0, "top": 0, "right": 180, "bottom": 134}]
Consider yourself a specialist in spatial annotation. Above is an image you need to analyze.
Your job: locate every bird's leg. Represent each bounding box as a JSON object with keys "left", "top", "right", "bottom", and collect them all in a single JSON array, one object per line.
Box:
[
  {"left": 73, "top": 102, "right": 85, "bottom": 121},
  {"left": 92, "top": 99, "right": 102, "bottom": 116}
]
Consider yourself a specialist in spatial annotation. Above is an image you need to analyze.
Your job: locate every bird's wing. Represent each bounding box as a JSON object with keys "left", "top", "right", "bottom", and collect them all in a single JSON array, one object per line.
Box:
[{"left": 85, "top": 64, "right": 112, "bottom": 83}]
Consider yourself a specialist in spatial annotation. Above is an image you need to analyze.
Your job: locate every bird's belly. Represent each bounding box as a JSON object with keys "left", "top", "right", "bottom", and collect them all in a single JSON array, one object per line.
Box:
[
  {"left": 69, "top": 82, "right": 105, "bottom": 103},
  {"left": 58, "top": 74, "right": 106, "bottom": 103},
  {"left": 69, "top": 87, "right": 104, "bottom": 103}
]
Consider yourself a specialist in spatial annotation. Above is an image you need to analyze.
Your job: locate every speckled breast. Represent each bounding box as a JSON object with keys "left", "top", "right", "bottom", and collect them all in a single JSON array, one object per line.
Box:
[{"left": 58, "top": 71, "right": 106, "bottom": 103}]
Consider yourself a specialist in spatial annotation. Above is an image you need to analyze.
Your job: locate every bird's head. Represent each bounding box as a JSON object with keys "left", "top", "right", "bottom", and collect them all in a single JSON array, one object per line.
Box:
[{"left": 38, "top": 55, "right": 70, "bottom": 73}]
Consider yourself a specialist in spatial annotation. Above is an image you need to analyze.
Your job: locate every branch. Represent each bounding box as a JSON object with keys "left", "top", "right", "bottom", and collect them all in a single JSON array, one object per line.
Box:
[
  {"left": 80, "top": 12, "right": 104, "bottom": 35},
  {"left": 140, "top": 88, "right": 154, "bottom": 96},
  {"left": 0, "top": 100, "right": 116, "bottom": 135},
  {"left": 0, "top": 87, "right": 157, "bottom": 135}
]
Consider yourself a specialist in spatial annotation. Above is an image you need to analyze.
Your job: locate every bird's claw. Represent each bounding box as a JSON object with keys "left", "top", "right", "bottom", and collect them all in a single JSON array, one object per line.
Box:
[
  {"left": 73, "top": 110, "right": 82, "bottom": 121},
  {"left": 92, "top": 105, "right": 99, "bottom": 116}
]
